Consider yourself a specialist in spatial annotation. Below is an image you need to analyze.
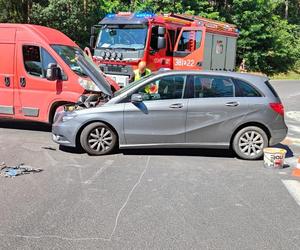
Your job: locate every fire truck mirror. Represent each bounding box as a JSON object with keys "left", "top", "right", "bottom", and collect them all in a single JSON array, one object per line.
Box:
[
  {"left": 91, "top": 26, "right": 96, "bottom": 35},
  {"left": 157, "top": 37, "right": 166, "bottom": 49},
  {"left": 90, "top": 35, "right": 96, "bottom": 49},
  {"left": 158, "top": 27, "right": 166, "bottom": 36}
]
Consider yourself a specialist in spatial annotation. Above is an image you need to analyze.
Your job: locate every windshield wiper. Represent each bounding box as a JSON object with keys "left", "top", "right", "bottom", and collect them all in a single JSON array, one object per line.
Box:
[{"left": 113, "top": 47, "right": 138, "bottom": 51}]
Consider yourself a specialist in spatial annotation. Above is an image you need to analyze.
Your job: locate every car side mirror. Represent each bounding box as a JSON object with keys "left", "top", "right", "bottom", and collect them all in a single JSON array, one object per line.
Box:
[
  {"left": 90, "top": 35, "right": 96, "bottom": 49},
  {"left": 131, "top": 93, "right": 143, "bottom": 103},
  {"left": 158, "top": 26, "right": 166, "bottom": 36},
  {"left": 46, "top": 63, "right": 61, "bottom": 81},
  {"left": 157, "top": 37, "right": 166, "bottom": 49}
]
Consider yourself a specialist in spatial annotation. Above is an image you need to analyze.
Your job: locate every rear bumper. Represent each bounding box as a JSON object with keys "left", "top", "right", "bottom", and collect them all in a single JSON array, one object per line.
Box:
[{"left": 269, "top": 127, "right": 288, "bottom": 146}]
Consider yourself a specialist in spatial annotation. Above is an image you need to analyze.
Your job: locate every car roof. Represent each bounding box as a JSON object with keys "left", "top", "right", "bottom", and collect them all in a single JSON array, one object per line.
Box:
[
  {"left": 0, "top": 23, "right": 78, "bottom": 47},
  {"left": 152, "top": 70, "right": 268, "bottom": 83}
]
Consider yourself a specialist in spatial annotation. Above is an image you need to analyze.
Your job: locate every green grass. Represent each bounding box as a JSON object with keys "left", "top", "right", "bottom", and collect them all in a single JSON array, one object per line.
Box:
[{"left": 270, "top": 70, "right": 300, "bottom": 80}]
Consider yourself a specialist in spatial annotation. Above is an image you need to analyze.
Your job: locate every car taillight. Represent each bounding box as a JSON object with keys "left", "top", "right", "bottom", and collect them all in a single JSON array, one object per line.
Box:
[{"left": 269, "top": 103, "right": 284, "bottom": 116}]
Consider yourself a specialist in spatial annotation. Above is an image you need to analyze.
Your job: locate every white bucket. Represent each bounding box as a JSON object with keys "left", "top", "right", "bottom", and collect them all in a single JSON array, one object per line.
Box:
[{"left": 263, "top": 148, "right": 287, "bottom": 169}]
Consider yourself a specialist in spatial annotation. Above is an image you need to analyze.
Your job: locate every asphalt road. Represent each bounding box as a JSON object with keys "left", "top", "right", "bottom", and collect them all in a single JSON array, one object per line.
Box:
[{"left": 0, "top": 80, "right": 299, "bottom": 250}]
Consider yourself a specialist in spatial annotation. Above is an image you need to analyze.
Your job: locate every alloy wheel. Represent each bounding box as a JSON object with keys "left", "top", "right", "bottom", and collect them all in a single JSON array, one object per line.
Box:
[
  {"left": 238, "top": 131, "right": 264, "bottom": 157},
  {"left": 88, "top": 127, "right": 113, "bottom": 153}
]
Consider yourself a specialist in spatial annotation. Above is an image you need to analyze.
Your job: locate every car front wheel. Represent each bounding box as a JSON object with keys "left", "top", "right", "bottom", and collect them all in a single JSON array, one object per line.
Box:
[
  {"left": 80, "top": 122, "right": 117, "bottom": 156},
  {"left": 232, "top": 126, "right": 268, "bottom": 160}
]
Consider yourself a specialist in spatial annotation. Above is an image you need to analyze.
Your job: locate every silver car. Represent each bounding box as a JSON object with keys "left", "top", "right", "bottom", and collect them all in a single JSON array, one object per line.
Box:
[{"left": 52, "top": 70, "right": 287, "bottom": 160}]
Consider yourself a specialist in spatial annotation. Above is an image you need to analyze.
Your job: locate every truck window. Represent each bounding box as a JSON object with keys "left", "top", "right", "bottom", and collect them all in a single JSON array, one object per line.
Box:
[
  {"left": 23, "top": 45, "right": 43, "bottom": 77},
  {"left": 23, "top": 45, "right": 58, "bottom": 79},
  {"left": 177, "top": 31, "right": 202, "bottom": 52},
  {"left": 41, "top": 48, "right": 57, "bottom": 77}
]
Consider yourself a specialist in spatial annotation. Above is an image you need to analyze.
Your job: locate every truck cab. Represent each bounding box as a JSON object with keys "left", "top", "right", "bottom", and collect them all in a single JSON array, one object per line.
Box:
[
  {"left": 0, "top": 24, "right": 118, "bottom": 123},
  {"left": 90, "top": 12, "right": 239, "bottom": 87}
]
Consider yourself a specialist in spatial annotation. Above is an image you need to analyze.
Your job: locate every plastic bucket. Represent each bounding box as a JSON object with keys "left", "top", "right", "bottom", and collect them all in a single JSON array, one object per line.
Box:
[{"left": 263, "top": 148, "right": 287, "bottom": 169}]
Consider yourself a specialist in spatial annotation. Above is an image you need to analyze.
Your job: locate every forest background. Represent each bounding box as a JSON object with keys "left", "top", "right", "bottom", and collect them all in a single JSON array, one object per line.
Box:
[{"left": 0, "top": 0, "right": 299, "bottom": 76}]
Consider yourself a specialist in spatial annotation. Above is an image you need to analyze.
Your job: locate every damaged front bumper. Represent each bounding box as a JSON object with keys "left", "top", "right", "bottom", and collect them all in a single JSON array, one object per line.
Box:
[{"left": 52, "top": 111, "right": 82, "bottom": 148}]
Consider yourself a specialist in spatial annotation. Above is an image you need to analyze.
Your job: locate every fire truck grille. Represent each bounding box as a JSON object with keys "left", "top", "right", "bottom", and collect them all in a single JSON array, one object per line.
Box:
[{"left": 107, "top": 66, "right": 122, "bottom": 73}]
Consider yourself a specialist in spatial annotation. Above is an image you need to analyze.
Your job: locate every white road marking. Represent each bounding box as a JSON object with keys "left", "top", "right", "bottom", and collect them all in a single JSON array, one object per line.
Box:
[
  {"left": 82, "top": 159, "right": 114, "bottom": 184},
  {"left": 286, "top": 111, "right": 300, "bottom": 121},
  {"left": 282, "top": 180, "right": 300, "bottom": 206},
  {"left": 109, "top": 156, "right": 151, "bottom": 239}
]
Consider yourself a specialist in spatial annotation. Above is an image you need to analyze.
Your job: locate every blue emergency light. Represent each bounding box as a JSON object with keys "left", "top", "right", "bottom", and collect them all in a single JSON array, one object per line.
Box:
[
  {"left": 135, "top": 12, "right": 155, "bottom": 18},
  {"left": 106, "top": 13, "right": 116, "bottom": 18}
]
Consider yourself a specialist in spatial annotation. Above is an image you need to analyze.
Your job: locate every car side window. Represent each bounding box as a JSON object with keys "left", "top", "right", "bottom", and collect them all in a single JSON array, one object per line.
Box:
[
  {"left": 136, "top": 75, "right": 186, "bottom": 101},
  {"left": 23, "top": 45, "right": 63, "bottom": 79},
  {"left": 235, "top": 79, "right": 261, "bottom": 97},
  {"left": 193, "top": 76, "right": 234, "bottom": 98}
]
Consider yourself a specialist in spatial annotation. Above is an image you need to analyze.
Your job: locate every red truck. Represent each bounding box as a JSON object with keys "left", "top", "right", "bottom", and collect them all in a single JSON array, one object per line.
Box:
[
  {"left": 89, "top": 12, "right": 239, "bottom": 87},
  {"left": 0, "top": 24, "right": 119, "bottom": 123}
]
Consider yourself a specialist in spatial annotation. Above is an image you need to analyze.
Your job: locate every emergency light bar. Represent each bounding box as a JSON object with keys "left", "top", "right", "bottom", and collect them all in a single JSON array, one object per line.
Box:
[
  {"left": 135, "top": 12, "right": 155, "bottom": 18},
  {"left": 106, "top": 13, "right": 115, "bottom": 18},
  {"left": 117, "top": 12, "right": 132, "bottom": 16}
]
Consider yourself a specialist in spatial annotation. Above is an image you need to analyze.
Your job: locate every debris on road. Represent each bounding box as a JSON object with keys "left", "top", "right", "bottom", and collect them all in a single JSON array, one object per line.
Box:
[
  {"left": 0, "top": 163, "right": 43, "bottom": 177},
  {"left": 42, "top": 146, "right": 57, "bottom": 151}
]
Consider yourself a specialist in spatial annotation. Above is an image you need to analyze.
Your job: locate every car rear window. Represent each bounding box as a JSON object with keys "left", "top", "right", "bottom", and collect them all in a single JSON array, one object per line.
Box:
[
  {"left": 264, "top": 80, "right": 279, "bottom": 98},
  {"left": 234, "top": 79, "right": 261, "bottom": 97}
]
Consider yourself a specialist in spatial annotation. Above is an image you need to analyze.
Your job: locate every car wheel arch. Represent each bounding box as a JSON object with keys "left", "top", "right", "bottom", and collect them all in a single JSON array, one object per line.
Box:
[
  {"left": 230, "top": 122, "right": 271, "bottom": 149},
  {"left": 76, "top": 120, "right": 119, "bottom": 148},
  {"left": 48, "top": 101, "right": 74, "bottom": 124}
]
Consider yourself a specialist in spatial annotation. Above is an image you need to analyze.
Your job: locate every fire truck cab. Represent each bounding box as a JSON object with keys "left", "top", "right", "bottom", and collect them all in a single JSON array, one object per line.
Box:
[{"left": 90, "top": 12, "right": 239, "bottom": 87}]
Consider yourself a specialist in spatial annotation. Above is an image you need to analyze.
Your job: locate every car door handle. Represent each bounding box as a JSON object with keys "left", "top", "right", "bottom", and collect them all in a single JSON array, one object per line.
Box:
[
  {"left": 225, "top": 101, "right": 239, "bottom": 107},
  {"left": 169, "top": 103, "right": 183, "bottom": 109}
]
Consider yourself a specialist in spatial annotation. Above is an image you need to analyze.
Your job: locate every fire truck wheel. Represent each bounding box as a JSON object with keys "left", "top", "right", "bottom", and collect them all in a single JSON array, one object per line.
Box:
[
  {"left": 80, "top": 122, "right": 118, "bottom": 156},
  {"left": 232, "top": 126, "right": 268, "bottom": 160}
]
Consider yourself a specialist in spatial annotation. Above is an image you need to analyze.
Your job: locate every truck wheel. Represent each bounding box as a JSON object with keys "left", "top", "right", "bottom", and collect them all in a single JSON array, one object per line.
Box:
[
  {"left": 232, "top": 126, "right": 268, "bottom": 160},
  {"left": 80, "top": 122, "right": 117, "bottom": 156}
]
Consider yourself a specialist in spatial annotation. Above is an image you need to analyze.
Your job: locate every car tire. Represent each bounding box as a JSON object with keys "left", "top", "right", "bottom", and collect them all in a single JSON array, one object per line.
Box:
[
  {"left": 80, "top": 122, "right": 117, "bottom": 156},
  {"left": 232, "top": 126, "right": 268, "bottom": 160}
]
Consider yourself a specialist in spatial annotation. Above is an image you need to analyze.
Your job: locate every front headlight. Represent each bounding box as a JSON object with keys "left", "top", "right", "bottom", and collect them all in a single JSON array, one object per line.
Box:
[
  {"left": 78, "top": 77, "right": 100, "bottom": 92},
  {"left": 62, "top": 112, "right": 77, "bottom": 122}
]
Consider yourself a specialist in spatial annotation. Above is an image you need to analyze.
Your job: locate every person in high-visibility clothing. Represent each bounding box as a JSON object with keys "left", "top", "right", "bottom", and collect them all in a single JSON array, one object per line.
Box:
[{"left": 134, "top": 61, "right": 151, "bottom": 81}]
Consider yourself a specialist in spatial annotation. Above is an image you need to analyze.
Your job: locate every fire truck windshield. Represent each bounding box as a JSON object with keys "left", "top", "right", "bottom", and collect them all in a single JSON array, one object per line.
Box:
[{"left": 96, "top": 24, "right": 148, "bottom": 50}]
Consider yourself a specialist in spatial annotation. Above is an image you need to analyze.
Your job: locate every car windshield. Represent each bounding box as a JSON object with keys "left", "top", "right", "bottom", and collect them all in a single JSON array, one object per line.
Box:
[
  {"left": 51, "top": 45, "right": 101, "bottom": 77},
  {"left": 96, "top": 24, "right": 148, "bottom": 50},
  {"left": 113, "top": 74, "right": 152, "bottom": 97}
]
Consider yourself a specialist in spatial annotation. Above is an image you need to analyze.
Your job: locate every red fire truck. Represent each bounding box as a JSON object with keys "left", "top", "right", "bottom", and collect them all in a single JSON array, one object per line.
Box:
[{"left": 89, "top": 12, "right": 239, "bottom": 87}]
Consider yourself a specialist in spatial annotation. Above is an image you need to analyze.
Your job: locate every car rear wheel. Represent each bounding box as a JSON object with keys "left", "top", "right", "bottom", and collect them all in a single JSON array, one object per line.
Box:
[
  {"left": 232, "top": 126, "right": 268, "bottom": 160},
  {"left": 80, "top": 122, "right": 117, "bottom": 156}
]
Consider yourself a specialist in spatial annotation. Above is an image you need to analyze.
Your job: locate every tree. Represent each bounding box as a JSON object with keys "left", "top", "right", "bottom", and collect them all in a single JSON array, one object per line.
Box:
[
  {"left": 229, "top": 0, "right": 300, "bottom": 74},
  {"left": 30, "top": 0, "right": 102, "bottom": 47},
  {"left": 0, "top": 0, "right": 48, "bottom": 23}
]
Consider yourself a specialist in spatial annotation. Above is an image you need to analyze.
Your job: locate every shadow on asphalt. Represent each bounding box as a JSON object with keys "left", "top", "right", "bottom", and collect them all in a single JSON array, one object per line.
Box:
[
  {"left": 58, "top": 144, "right": 295, "bottom": 160},
  {"left": 59, "top": 145, "right": 236, "bottom": 158},
  {"left": 120, "top": 148, "right": 236, "bottom": 158},
  {"left": 0, "top": 119, "right": 51, "bottom": 132}
]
